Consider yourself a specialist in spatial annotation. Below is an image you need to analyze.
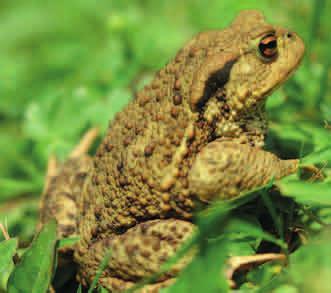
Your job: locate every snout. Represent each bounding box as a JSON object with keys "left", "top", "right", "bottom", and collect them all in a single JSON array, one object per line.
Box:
[
  {"left": 278, "top": 28, "right": 305, "bottom": 67},
  {"left": 285, "top": 31, "right": 305, "bottom": 61}
]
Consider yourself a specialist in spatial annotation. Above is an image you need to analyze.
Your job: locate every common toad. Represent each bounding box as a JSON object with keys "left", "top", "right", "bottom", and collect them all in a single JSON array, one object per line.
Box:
[{"left": 40, "top": 10, "right": 305, "bottom": 292}]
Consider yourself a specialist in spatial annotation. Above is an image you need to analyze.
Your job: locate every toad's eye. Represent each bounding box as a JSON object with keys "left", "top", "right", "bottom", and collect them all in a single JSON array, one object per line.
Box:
[{"left": 258, "top": 34, "right": 278, "bottom": 60}]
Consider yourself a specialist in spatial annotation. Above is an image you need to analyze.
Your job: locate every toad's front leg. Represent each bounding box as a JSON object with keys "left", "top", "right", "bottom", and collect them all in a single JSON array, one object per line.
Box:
[{"left": 188, "top": 141, "right": 299, "bottom": 202}]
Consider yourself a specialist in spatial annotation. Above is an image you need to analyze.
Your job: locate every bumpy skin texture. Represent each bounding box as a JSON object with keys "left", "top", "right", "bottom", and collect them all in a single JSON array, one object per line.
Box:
[
  {"left": 40, "top": 10, "right": 305, "bottom": 292},
  {"left": 81, "top": 219, "right": 195, "bottom": 292}
]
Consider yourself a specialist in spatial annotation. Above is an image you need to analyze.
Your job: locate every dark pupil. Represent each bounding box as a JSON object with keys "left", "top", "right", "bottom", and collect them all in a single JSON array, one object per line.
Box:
[{"left": 259, "top": 36, "right": 277, "bottom": 57}]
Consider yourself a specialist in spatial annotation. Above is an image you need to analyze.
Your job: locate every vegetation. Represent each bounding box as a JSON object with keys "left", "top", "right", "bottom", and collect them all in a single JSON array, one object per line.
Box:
[{"left": 0, "top": 0, "right": 330, "bottom": 292}]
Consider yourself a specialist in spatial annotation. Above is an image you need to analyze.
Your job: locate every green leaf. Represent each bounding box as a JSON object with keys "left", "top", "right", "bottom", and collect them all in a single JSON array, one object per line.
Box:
[
  {"left": 0, "top": 178, "right": 40, "bottom": 202},
  {"left": 218, "top": 216, "right": 263, "bottom": 256},
  {"left": 277, "top": 178, "right": 331, "bottom": 206},
  {"left": 273, "top": 285, "right": 299, "bottom": 293},
  {"left": 287, "top": 230, "right": 331, "bottom": 292},
  {"left": 164, "top": 239, "right": 229, "bottom": 293},
  {"left": 0, "top": 238, "right": 18, "bottom": 291},
  {"left": 7, "top": 220, "right": 57, "bottom": 293},
  {"left": 0, "top": 200, "right": 38, "bottom": 243},
  {"left": 164, "top": 203, "right": 233, "bottom": 293},
  {"left": 270, "top": 123, "right": 331, "bottom": 150},
  {"left": 246, "top": 262, "right": 286, "bottom": 292},
  {"left": 227, "top": 219, "right": 286, "bottom": 250},
  {"left": 301, "top": 146, "right": 331, "bottom": 165},
  {"left": 76, "top": 284, "right": 82, "bottom": 293},
  {"left": 57, "top": 236, "right": 80, "bottom": 249}
]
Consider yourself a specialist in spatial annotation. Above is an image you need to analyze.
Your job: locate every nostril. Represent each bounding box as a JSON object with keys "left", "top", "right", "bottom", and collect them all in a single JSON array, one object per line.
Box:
[{"left": 286, "top": 32, "right": 294, "bottom": 39}]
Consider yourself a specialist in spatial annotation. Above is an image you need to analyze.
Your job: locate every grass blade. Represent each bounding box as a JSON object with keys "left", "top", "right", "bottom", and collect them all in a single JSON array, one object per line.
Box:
[{"left": 88, "top": 249, "right": 112, "bottom": 293}]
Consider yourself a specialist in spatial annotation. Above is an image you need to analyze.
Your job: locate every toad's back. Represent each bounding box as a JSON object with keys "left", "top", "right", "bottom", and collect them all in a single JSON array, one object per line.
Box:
[
  {"left": 76, "top": 20, "right": 260, "bottom": 240},
  {"left": 78, "top": 34, "right": 217, "bottom": 237}
]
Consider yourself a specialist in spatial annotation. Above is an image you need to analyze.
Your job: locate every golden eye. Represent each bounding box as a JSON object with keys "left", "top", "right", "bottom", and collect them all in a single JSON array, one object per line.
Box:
[{"left": 258, "top": 34, "right": 278, "bottom": 60}]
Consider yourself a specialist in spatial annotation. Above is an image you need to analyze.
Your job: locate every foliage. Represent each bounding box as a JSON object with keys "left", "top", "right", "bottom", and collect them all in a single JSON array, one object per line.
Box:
[
  {"left": 0, "top": 0, "right": 330, "bottom": 292},
  {"left": 7, "top": 221, "right": 57, "bottom": 293},
  {"left": 0, "top": 238, "right": 17, "bottom": 292}
]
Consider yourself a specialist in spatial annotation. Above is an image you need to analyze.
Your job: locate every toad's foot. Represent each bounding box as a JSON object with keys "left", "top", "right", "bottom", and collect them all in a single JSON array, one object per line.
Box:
[
  {"left": 75, "top": 219, "right": 195, "bottom": 292},
  {"left": 189, "top": 141, "right": 299, "bottom": 202},
  {"left": 300, "top": 164, "right": 325, "bottom": 181},
  {"left": 69, "top": 127, "right": 99, "bottom": 158},
  {"left": 39, "top": 128, "right": 99, "bottom": 239}
]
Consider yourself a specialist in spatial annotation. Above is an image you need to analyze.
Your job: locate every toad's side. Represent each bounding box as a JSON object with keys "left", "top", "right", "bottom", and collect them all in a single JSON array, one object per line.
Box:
[{"left": 40, "top": 10, "right": 305, "bottom": 292}]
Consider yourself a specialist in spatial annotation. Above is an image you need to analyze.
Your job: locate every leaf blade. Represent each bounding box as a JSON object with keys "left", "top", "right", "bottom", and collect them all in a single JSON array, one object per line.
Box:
[
  {"left": 277, "top": 178, "right": 331, "bottom": 206},
  {"left": 7, "top": 220, "right": 57, "bottom": 293},
  {"left": 0, "top": 238, "right": 18, "bottom": 291}
]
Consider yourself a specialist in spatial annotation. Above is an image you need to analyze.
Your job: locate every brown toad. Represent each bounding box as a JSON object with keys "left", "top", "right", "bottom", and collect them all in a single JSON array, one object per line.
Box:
[{"left": 40, "top": 10, "right": 306, "bottom": 292}]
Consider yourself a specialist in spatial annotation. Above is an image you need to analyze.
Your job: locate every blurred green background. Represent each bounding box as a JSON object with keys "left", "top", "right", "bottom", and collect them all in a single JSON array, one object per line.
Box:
[{"left": 0, "top": 0, "right": 330, "bottom": 244}]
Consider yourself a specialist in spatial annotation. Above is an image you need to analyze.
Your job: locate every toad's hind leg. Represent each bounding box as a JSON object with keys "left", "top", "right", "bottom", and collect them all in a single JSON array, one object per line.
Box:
[
  {"left": 39, "top": 128, "right": 98, "bottom": 239},
  {"left": 189, "top": 141, "right": 299, "bottom": 202},
  {"left": 75, "top": 219, "right": 195, "bottom": 292}
]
